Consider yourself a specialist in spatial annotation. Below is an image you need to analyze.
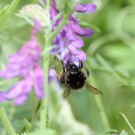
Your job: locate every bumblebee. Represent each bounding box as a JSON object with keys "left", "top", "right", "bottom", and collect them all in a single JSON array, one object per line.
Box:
[{"left": 60, "top": 60, "right": 103, "bottom": 98}]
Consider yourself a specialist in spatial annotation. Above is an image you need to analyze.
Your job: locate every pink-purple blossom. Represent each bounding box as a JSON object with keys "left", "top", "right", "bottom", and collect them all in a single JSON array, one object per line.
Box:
[
  {"left": 49, "top": 0, "right": 97, "bottom": 65},
  {"left": 75, "top": 4, "right": 97, "bottom": 14},
  {"left": 0, "top": 1, "right": 97, "bottom": 105},
  {"left": 0, "top": 20, "right": 44, "bottom": 105}
]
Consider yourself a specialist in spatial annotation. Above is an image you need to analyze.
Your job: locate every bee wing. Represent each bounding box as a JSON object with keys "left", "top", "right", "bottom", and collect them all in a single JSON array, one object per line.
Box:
[
  {"left": 63, "top": 88, "right": 71, "bottom": 98},
  {"left": 85, "top": 81, "right": 103, "bottom": 95}
]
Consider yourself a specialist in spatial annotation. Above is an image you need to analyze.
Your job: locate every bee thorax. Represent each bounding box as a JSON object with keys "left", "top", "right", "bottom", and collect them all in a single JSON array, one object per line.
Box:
[{"left": 65, "top": 72, "right": 86, "bottom": 90}]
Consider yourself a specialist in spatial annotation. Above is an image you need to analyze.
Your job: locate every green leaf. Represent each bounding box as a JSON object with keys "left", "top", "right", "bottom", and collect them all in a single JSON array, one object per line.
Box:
[
  {"left": 119, "top": 113, "right": 135, "bottom": 134},
  {"left": 103, "top": 129, "right": 118, "bottom": 134},
  {"left": 0, "top": 106, "right": 16, "bottom": 135},
  {"left": 0, "top": 0, "right": 20, "bottom": 31},
  {"left": 0, "top": 5, "right": 10, "bottom": 17},
  {"left": 17, "top": 4, "right": 51, "bottom": 28},
  {"left": 95, "top": 54, "right": 128, "bottom": 85},
  {"left": 80, "top": 22, "right": 101, "bottom": 33}
]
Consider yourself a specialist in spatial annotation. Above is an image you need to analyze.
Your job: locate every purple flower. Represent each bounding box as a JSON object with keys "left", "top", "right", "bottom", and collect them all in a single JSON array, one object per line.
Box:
[
  {"left": 0, "top": 20, "right": 44, "bottom": 105},
  {"left": 49, "top": 1, "right": 97, "bottom": 66},
  {"left": 75, "top": 4, "right": 97, "bottom": 14},
  {"left": 48, "top": 67, "right": 61, "bottom": 92}
]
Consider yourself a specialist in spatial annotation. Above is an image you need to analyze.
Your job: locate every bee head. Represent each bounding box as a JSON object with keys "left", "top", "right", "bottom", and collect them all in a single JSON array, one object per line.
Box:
[{"left": 66, "top": 62, "right": 80, "bottom": 74}]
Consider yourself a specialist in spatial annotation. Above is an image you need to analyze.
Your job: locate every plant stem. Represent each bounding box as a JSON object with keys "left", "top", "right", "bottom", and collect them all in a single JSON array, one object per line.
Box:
[
  {"left": 40, "top": 37, "right": 51, "bottom": 132},
  {"left": 88, "top": 75, "right": 110, "bottom": 130},
  {"left": 49, "top": 11, "right": 72, "bottom": 42},
  {"left": 40, "top": 1, "right": 76, "bottom": 131},
  {"left": 94, "top": 96, "right": 110, "bottom": 130},
  {"left": 40, "top": 11, "right": 72, "bottom": 132},
  {"left": 96, "top": 54, "right": 128, "bottom": 85},
  {"left": 40, "top": 0, "right": 52, "bottom": 131},
  {"left": 0, "top": 106, "right": 16, "bottom": 135},
  {"left": 119, "top": 113, "right": 135, "bottom": 134},
  {"left": 49, "top": 3, "right": 77, "bottom": 43},
  {"left": 31, "top": 92, "right": 37, "bottom": 129}
]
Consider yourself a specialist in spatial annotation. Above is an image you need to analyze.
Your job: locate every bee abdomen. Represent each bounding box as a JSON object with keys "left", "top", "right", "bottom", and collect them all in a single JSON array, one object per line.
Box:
[{"left": 65, "top": 72, "right": 86, "bottom": 90}]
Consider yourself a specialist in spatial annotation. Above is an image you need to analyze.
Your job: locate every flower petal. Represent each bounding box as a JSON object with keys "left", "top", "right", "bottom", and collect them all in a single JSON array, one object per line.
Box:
[
  {"left": 50, "top": 0, "right": 59, "bottom": 20},
  {"left": 68, "top": 45, "right": 81, "bottom": 55},
  {"left": 0, "top": 21, "right": 43, "bottom": 105},
  {"left": 63, "top": 53, "right": 71, "bottom": 64},
  {"left": 67, "top": 51, "right": 86, "bottom": 66},
  {"left": 6, "top": 77, "right": 32, "bottom": 99},
  {"left": 14, "top": 95, "right": 28, "bottom": 105},
  {"left": 0, "top": 77, "right": 32, "bottom": 105},
  {"left": 0, "top": 93, "right": 6, "bottom": 102},
  {"left": 75, "top": 4, "right": 97, "bottom": 14},
  {"left": 69, "top": 57, "right": 80, "bottom": 66},
  {"left": 32, "top": 20, "right": 42, "bottom": 35},
  {"left": 57, "top": 47, "right": 68, "bottom": 60},
  {"left": 76, "top": 50, "right": 86, "bottom": 61},
  {"left": 42, "top": 0, "right": 46, "bottom": 3},
  {"left": 0, "top": 68, "right": 20, "bottom": 78},
  {"left": 48, "top": 67, "right": 61, "bottom": 92},
  {"left": 50, "top": 45, "right": 60, "bottom": 54},
  {"left": 69, "top": 35, "right": 84, "bottom": 48},
  {"left": 71, "top": 23, "right": 94, "bottom": 38}
]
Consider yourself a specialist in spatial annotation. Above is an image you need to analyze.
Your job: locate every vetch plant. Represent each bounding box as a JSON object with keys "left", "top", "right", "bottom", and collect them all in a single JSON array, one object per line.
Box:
[
  {"left": 0, "top": 0, "right": 113, "bottom": 135},
  {"left": 49, "top": 0, "right": 97, "bottom": 65},
  {"left": 0, "top": 20, "right": 44, "bottom": 105}
]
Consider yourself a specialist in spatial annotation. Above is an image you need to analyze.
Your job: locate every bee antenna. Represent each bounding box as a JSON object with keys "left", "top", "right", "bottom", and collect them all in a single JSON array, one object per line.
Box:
[{"left": 67, "top": 59, "right": 70, "bottom": 64}]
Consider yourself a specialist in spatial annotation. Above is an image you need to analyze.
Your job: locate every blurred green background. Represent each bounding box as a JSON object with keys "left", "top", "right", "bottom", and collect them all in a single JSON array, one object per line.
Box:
[{"left": 0, "top": 0, "right": 135, "bottom": 135}]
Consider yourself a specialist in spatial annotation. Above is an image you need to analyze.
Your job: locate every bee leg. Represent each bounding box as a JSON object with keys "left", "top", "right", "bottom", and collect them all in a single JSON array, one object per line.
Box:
[
  {"left": 79, "top": 60, "right": 83, "bottom": 69},
  {"left": 61, "top": 61, "right": 66, "bottom": 73},
  {"left": 64, "top": 59, "right": 71, "bottom": 70},
  {"left": 79, "top": 60, "right": 89, "bottom": 77},
  {"left": 82, "top": 62, "right": 90, "bottom": 77},
  {"left": 60, "top": 72, "right": 65, "bottom": 84},
  {"left": 85, "top": 68, "right": 90, "bottom": 77},
  {"left": 63, "top": 88, "right": 71, "bottom": 98}
]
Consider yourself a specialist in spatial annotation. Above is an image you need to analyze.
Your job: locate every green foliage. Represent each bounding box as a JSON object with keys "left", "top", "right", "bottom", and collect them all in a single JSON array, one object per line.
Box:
[
  {"left": 0, "top": 0, "right": 135, "bottom": 135},
  {"left": 0, "top": 0, "right": 20, "bottom": 30},
  {"left": 56, "top": 0, "right": 76, "bottom": 14},
  {"left": 17, "top": 4, "right": 51, "bottom": 28}
]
